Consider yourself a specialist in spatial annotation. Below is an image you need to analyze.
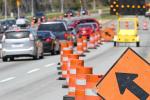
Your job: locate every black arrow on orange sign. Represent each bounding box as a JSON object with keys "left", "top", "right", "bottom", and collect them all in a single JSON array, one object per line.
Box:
[
  {"left": 116, "top": 72, "right": 149, "bottom": 100},
  {"left": 105, "top": 32, "right": 111, "bottom": 37}
]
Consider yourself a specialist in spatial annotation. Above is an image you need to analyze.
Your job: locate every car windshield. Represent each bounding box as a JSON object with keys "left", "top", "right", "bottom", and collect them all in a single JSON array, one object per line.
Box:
[
  {"left": 1, "top": 20, "right": 16, "bottom": 26},
  {"left": 5, "top": 31, "right": 30, "bottom": 39},
  {"left": 38, "top": 23, "right": 66, "bottom": 32},
  {"left": 37, "top": 31, "right": 51, "bottom": 39},
  {"left": 119, "top": 21, "right": 135, "bottom": 30}
]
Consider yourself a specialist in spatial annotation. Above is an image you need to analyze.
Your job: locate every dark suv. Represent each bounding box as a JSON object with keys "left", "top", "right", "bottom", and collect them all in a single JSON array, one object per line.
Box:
[{"left": 38, "top": 21, "right": 68, "bottom": 40}]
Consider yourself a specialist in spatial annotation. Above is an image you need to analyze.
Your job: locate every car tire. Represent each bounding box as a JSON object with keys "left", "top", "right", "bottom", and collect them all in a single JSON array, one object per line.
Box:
[
  {"left": 136, "top": 42, "right": 140, "bottom": 47},
  {"left": 33, "top": 52, "right": 39, "bottom": 60},
  {"left": 51, "top": 50, "right": 55, "bottom": 55},
  {"left": 10, "top": 57, "right": 14, "bottom": 61},
  {"left": 39, "top": 52, "right": 44, "bottom": 59},
  {"left": 2, "top": 57, "right": 8, "bottom": 62}
]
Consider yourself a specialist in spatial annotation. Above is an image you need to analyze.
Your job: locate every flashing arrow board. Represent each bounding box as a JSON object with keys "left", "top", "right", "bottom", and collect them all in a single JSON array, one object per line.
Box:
[{"left": 110, "top": 0, "right": 146, "bottom": 15}]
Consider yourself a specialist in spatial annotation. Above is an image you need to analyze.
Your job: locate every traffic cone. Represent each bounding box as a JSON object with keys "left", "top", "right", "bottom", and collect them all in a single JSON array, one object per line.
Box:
[
  {"left": 58, "top": 47, "right": 73, "bottom": 80},
  {"left": 75, "top": 67, "right": 93, "bottom": 100},
  {"left": 125, "top": 21, "right": 129, "bottom": 29},
  {"left": 59, "top": 16, "right": 63, "bottom": 20},
  {"left": 82, "top": 36, "right": 89, "bottom": 52},
  {"left": 67, "top": 41, "right": 74, "bottom": 50},
  {"left": 88, "top": 34, "right": 96, "bottom": 49},
  {"left": 111, "top": 22, "right": 115, "bottom": 30},
  {"left": 85, "top": 74, "right": 103, "bottom": 100},
  {"left": 143, "top": 20, "right": 148, "bottom": 30},
  {"left": 77, "top": 38, "right": 85, "bottom": 56}
]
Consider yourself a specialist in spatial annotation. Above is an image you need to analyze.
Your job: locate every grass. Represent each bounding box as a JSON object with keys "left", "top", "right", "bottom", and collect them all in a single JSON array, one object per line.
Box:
[
  {"left": 0, "top": 6, "right": 117, "bottom": 20},
  {"left": 95, "top": 7, "right": 118, "bottom": 20}
]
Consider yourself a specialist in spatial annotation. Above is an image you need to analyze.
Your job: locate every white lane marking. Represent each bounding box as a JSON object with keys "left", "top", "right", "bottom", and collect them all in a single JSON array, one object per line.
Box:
[
  {"left": 0, "top": 77, "right": 16, "bottom": 83},
  {"left": 44, "top": 63, "right": 56, "bottom": 68},
  {"left": 27, "top": 68, "right": 40, "bottom": 74}
]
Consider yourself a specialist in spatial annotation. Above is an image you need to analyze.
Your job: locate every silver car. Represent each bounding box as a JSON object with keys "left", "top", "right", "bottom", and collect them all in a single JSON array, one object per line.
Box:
[{"left": 1, "top": 29, "right": 43, "bottom": 62}]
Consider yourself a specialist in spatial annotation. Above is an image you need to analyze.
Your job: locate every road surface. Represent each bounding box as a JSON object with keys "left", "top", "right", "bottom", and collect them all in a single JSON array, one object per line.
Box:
[{"left": 0, "top": 16, "right": 150, "bottom": 100}]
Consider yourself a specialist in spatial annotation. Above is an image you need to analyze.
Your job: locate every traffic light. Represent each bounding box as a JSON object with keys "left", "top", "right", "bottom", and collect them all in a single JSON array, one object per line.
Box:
[{"left": 110, "top": 0, "right": 146, "bottom": 15}]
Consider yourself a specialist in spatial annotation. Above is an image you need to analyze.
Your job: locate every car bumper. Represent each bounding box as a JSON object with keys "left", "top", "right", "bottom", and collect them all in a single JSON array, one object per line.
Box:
[
  {"left": 114, "top": 35, "right": 139, "bottom": 43},
  {"left": 2, "top": 47, "right": 35, "bottom": 57}
]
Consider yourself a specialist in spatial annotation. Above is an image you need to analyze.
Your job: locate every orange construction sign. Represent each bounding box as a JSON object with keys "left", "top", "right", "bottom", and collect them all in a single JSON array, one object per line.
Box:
[{"left": 96, "top": 48, "right": 150, "bottom": 100}]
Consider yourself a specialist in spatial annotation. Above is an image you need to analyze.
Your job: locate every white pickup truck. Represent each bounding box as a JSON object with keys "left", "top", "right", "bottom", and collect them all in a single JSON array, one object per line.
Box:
[{"left": 145, "top": 9, "right": 150, "bottom": 17}]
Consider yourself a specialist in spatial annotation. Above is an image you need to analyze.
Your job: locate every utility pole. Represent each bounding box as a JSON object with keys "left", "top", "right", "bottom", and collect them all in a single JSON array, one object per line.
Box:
[
  {"left": 93, "top": 0, "right": 96, "bottom": 10},
  {"left": 60, "top": 0, "right": 64, "bottom": 13},
  {"left": 31, "top": 0, "right": 34, "bottom": 16},
  {"left": 80, "top": 0, "right": 83, "bottom": 10},
  {"left": 16, "top": 0, "right": 21, "bottom": 18},
  {"left": 4, "top": 0, "right": 7, "bottom": 19}
]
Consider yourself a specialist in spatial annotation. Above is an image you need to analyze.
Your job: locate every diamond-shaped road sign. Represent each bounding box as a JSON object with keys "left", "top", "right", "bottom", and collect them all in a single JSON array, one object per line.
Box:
[{"left": 96, "top": 48, "right": 150, "bottom": 100}]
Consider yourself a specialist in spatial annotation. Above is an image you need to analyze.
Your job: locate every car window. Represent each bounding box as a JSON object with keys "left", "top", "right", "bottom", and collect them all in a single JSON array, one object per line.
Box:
[
  {"left": 78, "top": 24, "right": 93, "bottom": 29},
  {"left": 7, "top": 20, "right": 16, "bottom": 26},
  {"left": 38, "top": 23, "right": 66, "bottom": 32},
  {"left": 5, "top": 31, "right": 30, "bottom": 39},
  {"left": 37, "top": 31, "right": 52, "bottom": 39},
  {"left": 93, "top": 24, "right": 97, "bottom": 28}
]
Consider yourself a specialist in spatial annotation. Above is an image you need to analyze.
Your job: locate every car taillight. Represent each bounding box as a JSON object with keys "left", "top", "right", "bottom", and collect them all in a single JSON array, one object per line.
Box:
[
  {"left": 64, "top": 33, "right": 68, "bottom": 39},
  {"left": 29, "top": 34, "right": 34, "bottom": 41},
  {"left": 45, "top": 38, "right": 52, "bottom": 42}
]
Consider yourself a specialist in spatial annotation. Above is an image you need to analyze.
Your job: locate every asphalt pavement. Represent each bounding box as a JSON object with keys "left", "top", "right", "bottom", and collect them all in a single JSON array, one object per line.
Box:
[{"left": 0, "top": 16, "right": 150, "bottom": 100}]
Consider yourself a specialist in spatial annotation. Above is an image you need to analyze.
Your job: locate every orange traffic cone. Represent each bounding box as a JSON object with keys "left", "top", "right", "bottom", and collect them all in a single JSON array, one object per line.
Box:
[
  {"left": 88, "top": 34, "right": 96, "bottom": 49},
  {"left": 125, "top": 21, "right": 129, "bottom": 29},
  {"left": 143, "top": 20, "right": 148, "bottom": 30},
  {"left": 77, "top": 38, "right": 84, "bottom": 56},
  {"left": 111, "top": 22, "right": 115, "bottom": 30},
  {"left": 82, "top": 36, "right": 88, "bottom": 52}
]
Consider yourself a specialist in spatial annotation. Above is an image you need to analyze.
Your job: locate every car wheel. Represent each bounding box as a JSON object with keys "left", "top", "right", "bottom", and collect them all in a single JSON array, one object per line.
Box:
[
  {"left": 33, "top": 52, "right": 39, "bottom": 60},
  {"left": 39, "top": 52, "right": 44, "bottom": 59},
  {"left": 2, "top": 57, "right": 8, "bottom": 62},
  {"left": 51, "top": 49, "right": 55, "bottom": 55},
  {"left": 10, "top": 57, "right": 14, "bottom": 61},
  {"left": 136, "top": 42, "right": 140, "bottom": 47}
]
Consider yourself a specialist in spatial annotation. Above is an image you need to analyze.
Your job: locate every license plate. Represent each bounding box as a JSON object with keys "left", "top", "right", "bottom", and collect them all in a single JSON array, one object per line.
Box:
[{"left": 12, "top": 44, "right": 23, "bottom": 48}]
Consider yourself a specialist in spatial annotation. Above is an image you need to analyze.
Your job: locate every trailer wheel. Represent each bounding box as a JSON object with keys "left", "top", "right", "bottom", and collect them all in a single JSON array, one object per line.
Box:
[{"left": 136, "top": 42, "right": 140, "bottom": 47}]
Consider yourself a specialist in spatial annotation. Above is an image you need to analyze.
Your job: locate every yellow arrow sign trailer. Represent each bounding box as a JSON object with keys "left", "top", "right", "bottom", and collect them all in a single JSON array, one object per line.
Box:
[{"left": 114, "top": 17, "right": 140, "bottom": 47}]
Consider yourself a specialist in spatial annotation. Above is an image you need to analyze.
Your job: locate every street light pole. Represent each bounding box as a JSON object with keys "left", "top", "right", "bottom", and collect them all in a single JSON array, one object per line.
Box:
[
  {"left": 60, "top": 0, "right": 64, "bottom": 13},
  {"left": 4, "top": 0, "right": 7, "bottom": 19},
  {"left": 31, "top": 0, "right": 34, "bottom": 16},
  {"left": 93, "top": 0, "right": 96, "bottom": 10},
  {"left": 17, "top": 5, "right": 20, "bottom": 18}
]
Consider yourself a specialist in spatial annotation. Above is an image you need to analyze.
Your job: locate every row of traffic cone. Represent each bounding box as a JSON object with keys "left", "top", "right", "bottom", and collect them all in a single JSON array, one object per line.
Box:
[{"left": 56, "top": 31, "right": 104, "bottom": 99}]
